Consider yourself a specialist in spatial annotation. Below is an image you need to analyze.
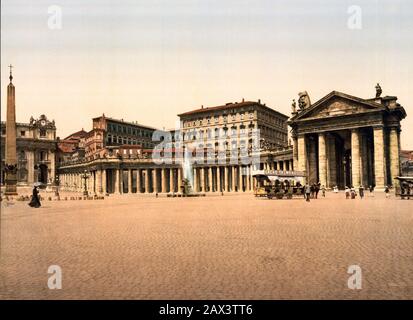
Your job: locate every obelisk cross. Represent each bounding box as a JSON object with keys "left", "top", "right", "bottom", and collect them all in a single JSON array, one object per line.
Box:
[{"left": 8, "top": 64, "right": 13, "bottom": 81}]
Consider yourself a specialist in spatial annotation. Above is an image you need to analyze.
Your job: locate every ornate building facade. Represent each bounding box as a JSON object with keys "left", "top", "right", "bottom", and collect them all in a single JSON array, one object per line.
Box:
[
  {"left": 57, "top": 100, "right": 290, "bottom": 194},
  {"left": 288, "top": 87, "right": 406, "bottom": 189},
  {"left": 1, "top": 115, "right": 57, "bottom": 186}
]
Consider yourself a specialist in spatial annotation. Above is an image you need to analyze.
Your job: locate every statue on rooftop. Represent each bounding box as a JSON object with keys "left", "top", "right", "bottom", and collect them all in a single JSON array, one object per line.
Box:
[
  {"left": 375, "top": 83, "right": 382, "bottom": 98},
  {"left": 298, "top": 91, "right": 311, "bottom": 110}
]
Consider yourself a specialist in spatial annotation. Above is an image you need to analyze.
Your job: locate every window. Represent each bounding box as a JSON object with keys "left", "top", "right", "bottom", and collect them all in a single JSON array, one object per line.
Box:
[
  {"left": 231, "top": 127, "right": 237, "bottom": 136},
  {"left": 40, "top": 129, "right": 46, "bottom": 137},
  {"left": 20, "top": 130, "right": 26, "bottom": 137},
  {"left": 240, "top": 126, "right": 246, "bottom": 135}
]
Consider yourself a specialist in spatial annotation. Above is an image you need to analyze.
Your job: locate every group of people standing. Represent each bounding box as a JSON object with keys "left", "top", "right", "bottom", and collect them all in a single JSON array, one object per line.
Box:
[
  {"left": 303, "top": 182, "right": 325, "bottom": 202},
  {"left": 344, "top": 186, "right": 365, "bottom": 199}
]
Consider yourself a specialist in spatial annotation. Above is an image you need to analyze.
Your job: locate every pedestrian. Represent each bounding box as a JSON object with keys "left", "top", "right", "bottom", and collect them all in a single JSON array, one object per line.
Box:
[
  {"left": 385, "top": 186, "right": 390, "bottom": 199},
  {"left": 28, "top": 186, "right": 41, "bottom": 208},
  {"left": 369, "top": 185, "right": 374, "bottom": 197},
  {"left": 345, "top": 186, "right": 350, "bottom": 199},
  {"left": 350, "top": 186, "right": 357, "bottom": 199},
  {"left": 333, "top": 185, "right": 339, "bottom": 193},
  {"left": 310, "top": 184, "right": 315, "bottom": 199},
  {"left": 315, "top": 182, "right": 320, "bottom": 199},
  {"left": 305, "top": 184, "right": 311, "bottom": 202},
  {"left": 321, "top": 185, "right": 326, "bottom": 197},
  {"left": 359, "top": 185, "right": 364, "bottom": 199}
]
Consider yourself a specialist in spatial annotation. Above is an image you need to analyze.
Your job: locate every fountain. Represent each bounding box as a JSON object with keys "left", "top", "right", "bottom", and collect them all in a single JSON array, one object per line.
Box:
[{"left": 168, "top": 147, "right": 205, "bottom": 197}]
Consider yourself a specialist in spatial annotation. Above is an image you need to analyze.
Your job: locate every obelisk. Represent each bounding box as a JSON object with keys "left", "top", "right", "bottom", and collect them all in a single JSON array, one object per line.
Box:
[{"left": 5, "top": 65, "right": 18, "bottom": 195}]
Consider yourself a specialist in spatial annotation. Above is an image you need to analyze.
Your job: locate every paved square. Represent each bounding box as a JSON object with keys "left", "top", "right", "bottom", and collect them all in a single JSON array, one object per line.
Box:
[{"left": 0, "top": 192, "right": 412, "bottom": 299}]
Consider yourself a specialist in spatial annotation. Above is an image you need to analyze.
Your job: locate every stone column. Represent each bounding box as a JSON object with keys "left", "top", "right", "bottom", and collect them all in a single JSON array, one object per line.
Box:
[
  {"left": 128, "top": 170, "right": 132, "bottom": 194},
  {"left": 224, "top": 166, "right": 229, "bottom": 191},
  {"left": 96, "top": 169, "right": 102, "bottom": 194},
  {"left": 238, "top": 166, "right": 243, "bottom": 192},
  {"left": 119, "top": 169, "right": 124, "bottom": 194},
  {"left": 114, "top": 169, "right": 120, "bottom": 194},
  {"left": 360, "top": 133, "right": 369, "bottom": 187},
  {"left": 153, "top": 169, "right": 159, "bottom": 193},
  {"left": 102, "top": 169, "right": 107, "bottom": 194},
  {"left": 246, "top": 165, "right": 251, "bottom": 191},
  {"left": 27, "top": 151, "right": 35, "bottom": 184},
  {"left": 217, "top": 167, "right": 221, "bottom": 192},
  {"left": 201, "top": 167, "right": 206, "bottom": 192},
  {"left": 373, "top": 126, "right": 386, "bottom": 189},
  {"left": 297, "top": 134, "right": 307, "bottom": 183},
  {"left": 193, "top": 168, "right": 199, "bottom": 192},
  {"left": 351, "top": 129, "right": 361, "bottom": 187},
  {"left": 318, "top": 133, "right": 327, "bottom": 187},
  {"left": 293, "top": 136, "right": 298, "bottom": 170},
  {"left": 231, "top": 166, "right": 236, "bottom": 191},
  {"left": 161, "top": 168, "right": 167, "bottom": 193},
  {"left": 49, "top": 151, "right": 56, "bottom": 185},
  {"left": 145, "top": 169, "right": 150, "bottom": 193},
  {"left": 177, "top": 168, "right": 182, "bottom": 193},
  {"left": 137, "top": 169, "right": 141, "bottom": 193},
  {"left": 389, "top": 127, "right": 400, "bottom": 187},
  {"left": 327, "top": 134, "right": 337, "bottom": 188},
  {"left": 169, "top": 168, "right": 174, "bottom": 193},
  {"left": 207, "top": 167, "right": 213, "bottom": 192}
]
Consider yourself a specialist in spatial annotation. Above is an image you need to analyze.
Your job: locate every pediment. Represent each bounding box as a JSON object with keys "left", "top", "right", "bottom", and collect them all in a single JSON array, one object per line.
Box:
[{"left": 292, "top": 91, "right": 385, "bottom": 121}]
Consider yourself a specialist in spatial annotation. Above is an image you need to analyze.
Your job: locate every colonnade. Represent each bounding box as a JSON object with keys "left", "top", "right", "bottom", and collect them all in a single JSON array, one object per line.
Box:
[
  {"left": 294, "top": 126, "right": 401, "bottom": 189},
  {"left": 263, "top": 159, "right": 294, "bottom": 172},
  {"left": 59, "top": 164, "right": 257, "bottom": 194}
]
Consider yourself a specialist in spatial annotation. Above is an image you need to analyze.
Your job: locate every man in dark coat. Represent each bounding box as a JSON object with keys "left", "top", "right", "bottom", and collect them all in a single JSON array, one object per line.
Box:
[
  {"left": 315, "top": 182, "right": 320, "bottom": 199},
  {"left": 29, "top": 186, "right": 41, "bottom": 208},
  {"left": 359, "top": 185, "right": 364, "bottom": 199}
]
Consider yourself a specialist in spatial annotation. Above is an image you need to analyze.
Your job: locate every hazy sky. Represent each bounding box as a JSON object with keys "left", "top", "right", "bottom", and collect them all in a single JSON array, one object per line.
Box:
[{"left": 1, "top": 0, "right": 412, "bottom": 148}]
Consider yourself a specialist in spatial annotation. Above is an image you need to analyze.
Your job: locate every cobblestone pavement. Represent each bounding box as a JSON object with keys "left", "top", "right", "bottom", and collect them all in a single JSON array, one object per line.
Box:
[{"left": 0, "top": 192, "right": 412, "bottom": 299}]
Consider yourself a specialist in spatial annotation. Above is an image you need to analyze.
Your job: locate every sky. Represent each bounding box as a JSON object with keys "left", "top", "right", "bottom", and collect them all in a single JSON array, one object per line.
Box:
[{"left": 1, "top": 0, "right": 412, "bottom": 148}]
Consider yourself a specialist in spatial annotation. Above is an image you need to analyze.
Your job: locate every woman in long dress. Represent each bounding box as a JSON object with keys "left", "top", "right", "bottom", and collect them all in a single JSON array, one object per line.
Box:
[{"left": 28, "top": 186, "right": 41, "bottom": 208}]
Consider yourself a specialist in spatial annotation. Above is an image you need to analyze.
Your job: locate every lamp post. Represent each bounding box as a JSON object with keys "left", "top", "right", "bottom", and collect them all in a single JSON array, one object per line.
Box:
[
  {"left": 54, "top": 174, "right": 60, "bottom": 197},
  {"left": 81, "top": 169, "right": 90, "bottom": 196}
]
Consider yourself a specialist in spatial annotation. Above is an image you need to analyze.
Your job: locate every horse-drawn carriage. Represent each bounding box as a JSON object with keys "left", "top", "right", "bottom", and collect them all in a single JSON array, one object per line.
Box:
[
  {"left": 395, "top": 176, "right": 413, "bottom": 200},
  {"left": 253, "top": 170, "right": 306, "bottom": 199}
]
